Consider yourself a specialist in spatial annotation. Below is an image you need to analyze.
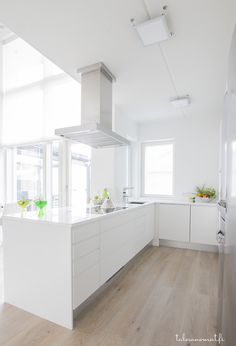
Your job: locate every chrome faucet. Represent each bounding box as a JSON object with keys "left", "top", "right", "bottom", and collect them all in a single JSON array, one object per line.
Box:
[{"left": 123, "top": 187, "right": 134, "bottom": 204}]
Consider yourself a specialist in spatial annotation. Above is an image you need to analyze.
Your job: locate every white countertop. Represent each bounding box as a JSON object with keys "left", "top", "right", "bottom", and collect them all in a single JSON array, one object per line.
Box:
[
  {"left": 2, "top": 202, "right": 154, "bottom": 226},
  {"left": 129, "top": 197, "right": 217, "bottom": 206},
  {"left": 2, "top": 199, "right": 217, "bottom": 226}
]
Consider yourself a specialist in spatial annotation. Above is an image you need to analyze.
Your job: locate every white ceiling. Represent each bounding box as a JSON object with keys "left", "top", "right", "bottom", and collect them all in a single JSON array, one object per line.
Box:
[{"left": 0, "top": 0, "right": 235, "bottom": 123}]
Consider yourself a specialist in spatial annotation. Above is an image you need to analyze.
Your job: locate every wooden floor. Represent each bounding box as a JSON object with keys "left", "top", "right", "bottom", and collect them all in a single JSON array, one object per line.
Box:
[{"left": 0, "top": 246, "right": 219, "bottom": 346}]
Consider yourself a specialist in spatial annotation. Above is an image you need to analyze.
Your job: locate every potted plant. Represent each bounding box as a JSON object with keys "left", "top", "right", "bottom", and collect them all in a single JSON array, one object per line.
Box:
[{"left": 195, "top": 185, "right": 217, "bottom": 202}]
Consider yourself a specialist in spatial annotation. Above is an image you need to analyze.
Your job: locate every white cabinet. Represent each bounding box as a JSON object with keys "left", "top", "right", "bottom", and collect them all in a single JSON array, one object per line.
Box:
[
  {"left": 100, "top": 204, "right": 155, "bottom": 285},
  {"left": 190, "top": 205, "right": 218, "bottom": 245},
  {"left": 100, "top": 214, "right": 134, "bottom": 284},
  {"left": 72, "top": 204, "right": 155, "bottom": 308},
  {"left": 72, "top": 222, "right": 100, "bottom": 309},
  {"left": 159, "top": 204, "right": 190, "bottom": 242}
]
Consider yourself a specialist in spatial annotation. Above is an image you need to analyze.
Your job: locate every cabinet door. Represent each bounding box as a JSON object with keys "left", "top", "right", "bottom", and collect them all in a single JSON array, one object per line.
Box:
[
  {"left": 191, "top": 206, "right": 218, "bottom": 245},
  {"left": 133, "top": 213, "right": 146, "bottom": 254},
  {"left": 145, "top": 204, "right": 155, "bottom": 244},
  {"left": 159, "top": 204, "right": 190, "bottom": 242},
  {"left": 100, "top": 219, "right": 134, "bottom": 285}
]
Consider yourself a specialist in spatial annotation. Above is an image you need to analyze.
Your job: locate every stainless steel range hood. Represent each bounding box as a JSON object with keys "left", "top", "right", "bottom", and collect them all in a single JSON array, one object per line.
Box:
[{"left": 55, "top": 62, "right": 130, "bottom": 148}]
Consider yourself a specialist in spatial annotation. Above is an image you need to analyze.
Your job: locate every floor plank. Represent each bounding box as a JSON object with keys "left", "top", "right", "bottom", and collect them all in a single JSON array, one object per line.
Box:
[{"left": 0, "top": 246, "right": 219, "bottom": 346}]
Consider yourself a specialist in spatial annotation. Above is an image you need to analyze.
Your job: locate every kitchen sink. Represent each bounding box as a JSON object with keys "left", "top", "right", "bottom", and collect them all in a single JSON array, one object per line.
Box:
[
  {"left": 128, "top": 201, "right": 146, "bottom": 205},
  {"left": 89, "top": 206, "right": 129, "bottom": 215},
  {"left": 114, "top": 206, "right": 129, "bottom": 211}
]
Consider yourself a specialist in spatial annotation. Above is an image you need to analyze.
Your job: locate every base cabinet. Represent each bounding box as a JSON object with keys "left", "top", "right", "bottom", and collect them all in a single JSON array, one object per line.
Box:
[
  {"left": 100, "top": 204, "right": 155, "bottom": 285},
  {"left": 159, "top": 204, "right": 190, "bottom": 242},
  {"left": 73, "top": 204, "right": 155, "bottom": 306},
  {"left": 158, "top": 203, "right": 218, "bottom": 247},
  {"left": 191, "top": 205, "right": 218, "bottom": 245}
]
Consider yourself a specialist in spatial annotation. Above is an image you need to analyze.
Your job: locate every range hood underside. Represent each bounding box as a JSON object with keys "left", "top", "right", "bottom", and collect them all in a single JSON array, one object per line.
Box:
[{"left": 55, "top": 123, "right": 130, "bottom": 148}]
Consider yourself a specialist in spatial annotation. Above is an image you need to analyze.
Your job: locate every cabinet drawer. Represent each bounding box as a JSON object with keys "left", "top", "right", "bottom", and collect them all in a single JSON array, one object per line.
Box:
[
  {"left": 100, "top": 242, "right": 133, "bottom": 285},
  {"left": 73, "top": 249, "right": 100, "bottom": 276},
  {"left": 72, "top": 236, "right": 99, "bottom": 260},
  {"left": 73, "top": 264, "right": 100, "bottom": 309},
  {"left": 72, "top": 222, "right": 99, "bottom": 244},
  {"left": 101, "top": 212, "right": 133, "bottom": 233},
  {"left": 101, "top": 222, "right": 133, "bottom": 257}
]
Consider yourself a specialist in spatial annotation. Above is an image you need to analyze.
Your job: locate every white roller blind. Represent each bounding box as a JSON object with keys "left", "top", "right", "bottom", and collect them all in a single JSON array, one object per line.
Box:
[{"left": 2, "top": 38, "right": 81, "bottom": 144}]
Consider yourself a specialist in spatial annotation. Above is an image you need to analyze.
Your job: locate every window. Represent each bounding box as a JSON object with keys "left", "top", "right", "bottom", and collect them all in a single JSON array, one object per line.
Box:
[
  {"left": 2, "top": 38, "right": 81, "bottom": 145},
  {"left": 52, "top": 142, "right": 60, "bottom": 207},
  {"left": 15, "top": 145, "right": 44, "bottom": 201},
  {"left": 3, "top": 140, "right": 91, "bottom": 208},
  {"left": 142, "top": 141, "right": 174, "bottom": 196},
  {"left": 70, "top": 143, "right": 91, "bottom": 207},
  {"left": 0, "top": 37, "right": 90, "bottom": 207}
]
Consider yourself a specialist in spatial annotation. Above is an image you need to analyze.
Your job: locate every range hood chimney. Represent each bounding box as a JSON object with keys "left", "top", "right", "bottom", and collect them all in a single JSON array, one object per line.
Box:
[{"left": 55, "top": 62, "right": 130, "bottom": 148}]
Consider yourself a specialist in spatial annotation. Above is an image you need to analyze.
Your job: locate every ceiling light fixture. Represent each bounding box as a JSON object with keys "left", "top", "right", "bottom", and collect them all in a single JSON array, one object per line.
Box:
[
  {"left": 170, "top": 96, "right": 191, "bottom": 108},
  {"left": 132, "top": 14, "right": 172, "bottom": 46}
]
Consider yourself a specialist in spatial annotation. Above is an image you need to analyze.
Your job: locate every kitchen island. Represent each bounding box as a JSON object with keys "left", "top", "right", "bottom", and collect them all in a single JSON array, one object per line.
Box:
[{"left": 2, "top": 203, "right": 156, "bottom": 329}]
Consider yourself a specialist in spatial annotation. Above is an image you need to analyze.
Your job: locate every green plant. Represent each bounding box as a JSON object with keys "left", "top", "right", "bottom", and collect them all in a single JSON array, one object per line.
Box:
[{"left": 195, "top": 185, "right": 217, "bottom": 199}]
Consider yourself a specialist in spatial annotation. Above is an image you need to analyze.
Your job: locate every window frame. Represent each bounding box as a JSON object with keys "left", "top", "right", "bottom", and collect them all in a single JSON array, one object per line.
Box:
[
  {"left": 0, "top": 139, "right": 91, "bottom": 207},
  {"left": 140, "top": 139, "right": 175, "bottom": 198}
]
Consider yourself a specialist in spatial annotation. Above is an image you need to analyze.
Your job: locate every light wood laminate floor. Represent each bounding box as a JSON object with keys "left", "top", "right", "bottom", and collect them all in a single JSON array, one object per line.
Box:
[{"left": 0, "top": 246, "right": 219, "bottom": 346}]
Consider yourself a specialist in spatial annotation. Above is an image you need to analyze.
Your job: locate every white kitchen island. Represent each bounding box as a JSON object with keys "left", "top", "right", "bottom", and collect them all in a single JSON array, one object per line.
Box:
[{"left": 2, "top": 203, "right": 155, "bottom": 329}]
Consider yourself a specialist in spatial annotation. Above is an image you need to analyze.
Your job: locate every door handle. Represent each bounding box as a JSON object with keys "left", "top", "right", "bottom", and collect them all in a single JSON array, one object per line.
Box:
[
  {"left": 218, "top": 200, "right": 227, "bottom": 209},
  {"left": 216, "top": 230, "right": 225, "bottom": 244}
]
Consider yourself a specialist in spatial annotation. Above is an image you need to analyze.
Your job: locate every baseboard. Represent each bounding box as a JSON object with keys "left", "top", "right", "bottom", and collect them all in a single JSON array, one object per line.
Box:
[
  {"left": 159, "top": 239, "right": 218, "bottom": 253},
  {"left": 152, "top": 239, "right": 159, "bottom": 246}
]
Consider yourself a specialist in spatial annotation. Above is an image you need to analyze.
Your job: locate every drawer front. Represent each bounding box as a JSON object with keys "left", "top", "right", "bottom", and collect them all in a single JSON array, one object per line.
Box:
[
  {"left": 101, "top": 212, "right": 134, "bottom": 233},
  {"left": 101, "top": 221, "right": 133, "bottom": 258},
  {"left": 72, "top": 235, "right": 100, "bottom": 261},
  {"left": 72, "top": 222, "right": 99, "bottom": 244},
  {"left": 73, "top": 249, "right": 100, "bottom": 276},
  {"left": 100, "top": 242, "right": 133, "bottom": 285},
  {"left": 73, "top": 264, "right": 100, "bottom": 309},
  {"left": 133, "top": 214, "right": 147, "bottom": 254}
]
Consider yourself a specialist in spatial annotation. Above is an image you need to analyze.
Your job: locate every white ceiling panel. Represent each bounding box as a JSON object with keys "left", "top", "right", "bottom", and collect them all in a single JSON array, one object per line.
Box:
[{"left": 0, "top": 0, "right": 235, "bottom": 122}]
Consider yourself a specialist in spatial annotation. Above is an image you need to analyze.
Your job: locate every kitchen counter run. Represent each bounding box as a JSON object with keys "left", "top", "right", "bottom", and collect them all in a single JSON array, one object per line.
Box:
[{"left": 2, "top": 202, "right": 155, "bottom": 227}]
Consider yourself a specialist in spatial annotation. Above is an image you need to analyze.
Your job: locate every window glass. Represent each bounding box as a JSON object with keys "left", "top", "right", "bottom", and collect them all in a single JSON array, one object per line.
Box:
[
  {"left": 2, "top": 37, "right": 81, "bottom": 145},
  {"left": 143, "top": 142, "right": 174, "bottom": 196},
  {"left": 52, "top": 142, "right": 60, "bottom": 207},
  {"left": 3, "top": 87, "right": 44, "bottom": 144},
  {"left": 71, "top": 143, "right": 91, "bottom": 207},
  {"left": 15, "top": 145, "right": 44, "bottom": 201},
  {"left": 44, "top": 77, "right": 81, "bottom": 136}
]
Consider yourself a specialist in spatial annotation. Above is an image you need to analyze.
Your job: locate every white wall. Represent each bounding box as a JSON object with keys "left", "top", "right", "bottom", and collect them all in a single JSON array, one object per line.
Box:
[
  {"left": 90, "top": 147, "right": 115, "bottom": 200},
  {"left": 90, "top": 113, "right": 137, "bottom": 203},
  {"left": 136, "top": 113, "right": 220, "bottom": 199}
]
